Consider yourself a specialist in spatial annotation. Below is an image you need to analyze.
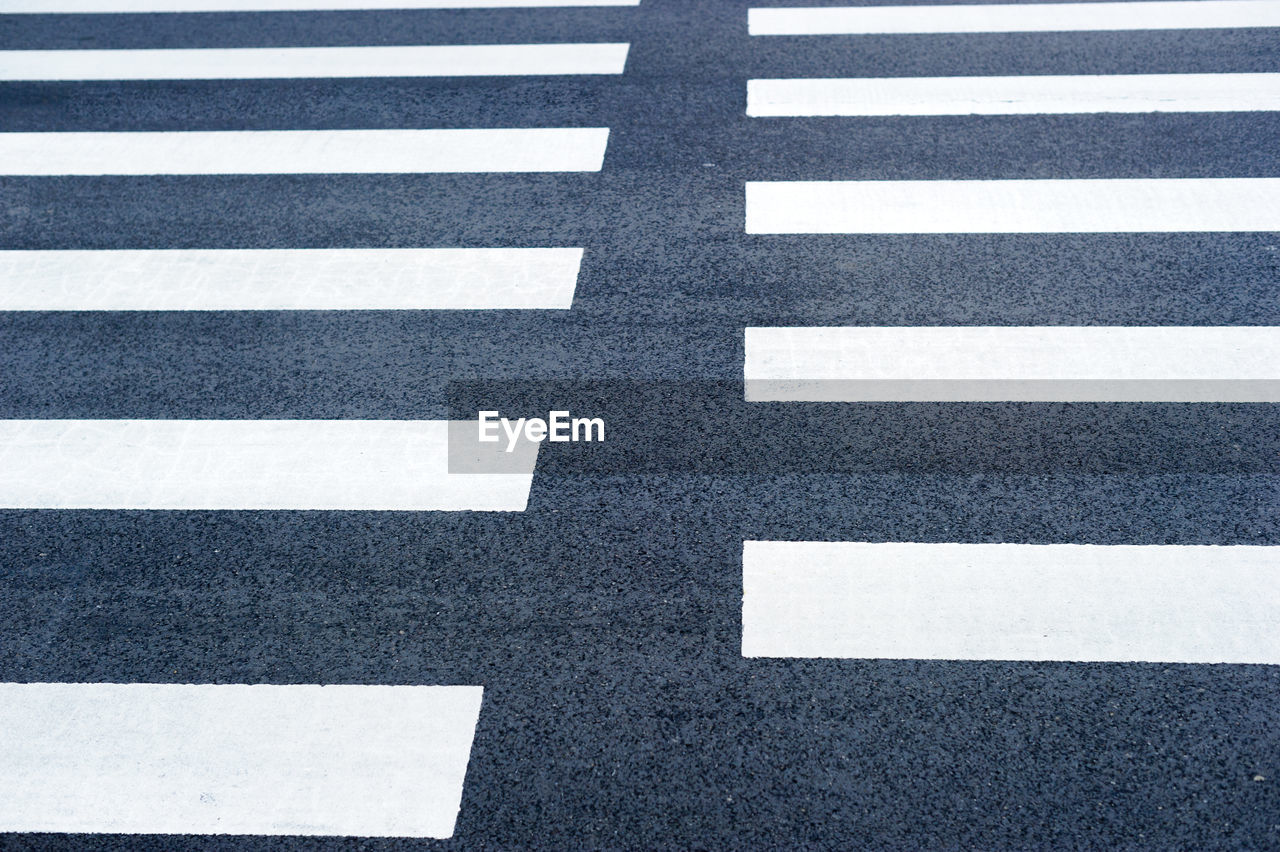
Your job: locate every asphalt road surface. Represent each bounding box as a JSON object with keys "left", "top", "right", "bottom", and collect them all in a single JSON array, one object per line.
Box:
[{"left": 1, "top": 0, "right": 1279, "bottom": 848}]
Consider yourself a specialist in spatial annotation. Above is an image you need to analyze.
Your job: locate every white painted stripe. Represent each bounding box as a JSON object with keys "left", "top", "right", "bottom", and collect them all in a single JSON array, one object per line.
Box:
[
  {"left": 0, "top": 128, "right": 609, "bottom": 175},
  {"left": 0, "top": 248, "right": 582, "bottom": 310},
  {"left": 0, "top": 420, "right": 538, "bottom": 510},
  {"left": 747, "top": 73, "right": 1280, "bottom": 116},
  {"left": 0, "top": 44, "right": 629, "bottom": 81},
  {"left": 744, "top": 326, "right": 1280, "bottom": 401},
  {"left": 0, "top": 0, "right": 639, "bottom": 11},
  {"left": 0, "top": 683, "right": 482, "bottom": 837},
  {"left": 748, "top": 0, "right": 1280, "bottom": 35},
  {"left": 745, "top": 179, "right": 1280, "bottom": 234},
  {"left": 743, "top": 542, "right": 1280, "bottom": 664}
]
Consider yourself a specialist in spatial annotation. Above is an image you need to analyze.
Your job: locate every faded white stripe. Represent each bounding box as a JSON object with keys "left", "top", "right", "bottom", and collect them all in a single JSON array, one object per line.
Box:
[
  {"left": 747, "top": 73, "right": 1280, "bottom": 116},
  {"left": 0, "top": 128, "right": 610, "bottom": 175},
  {"left": 0, "top": 683, "right": 482, "bottom": 837},
  {"left": 748, "top": 0, "right": 1280, "bottom": 35},
  {"left": 0, "top": 44, "right": 630, "bottom": 81},
  {"left": 743, "top": 542, "right": 1280, "bottom": 664},
  {"left": 745, "top": 178, "right": 1280, "bottom": 234},
  {"left": 0, "top": 0, "right": 639, "bottom": 10},
  {"left": 0, "top": 420, "right": 538, "bottom": 510},
  {"left": 744, "top": 326, "right": 1280, "bottom": 402},
  {"left": 0, "top": 248, "right": 582, "bottom": 310}
]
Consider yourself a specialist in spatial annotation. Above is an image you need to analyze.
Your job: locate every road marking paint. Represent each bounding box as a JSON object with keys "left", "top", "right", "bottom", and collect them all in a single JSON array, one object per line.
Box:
[
  {"left": 743, "top": 542, "right": 1280, "bottom": 663},
  {"left": 744, "top": 326, "right": 1280, "bottom": 402},
  {"left": 0, "top": 420, "right": 538, "bottom": 510},
  {"left": 0, "top": 44, "right": 629, "bottom": 81},
  {"left": 0, "top": 683, "right": 483, "bottom": 837},
  {"left": 0, "top": 128, "right": 610, "bottom": 175},
  {"left": 0, "top": 0, "right": 640, "bottom": 10},
  {"left": 745, "top": 178, "right": 1280, "bottom": 234},
  {"left": 748, "top": 0, "right": 1280, "bottom": 35},
  {"left": 747, "top": 73, "right": 1280, "bottom": 116},
  {"left": 0, "top": 248, "right": 582, "bottom": 310}
]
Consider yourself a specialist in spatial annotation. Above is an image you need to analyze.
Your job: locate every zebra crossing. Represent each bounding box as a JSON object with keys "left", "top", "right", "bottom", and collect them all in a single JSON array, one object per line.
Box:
[
  {"left": 0, "top": 0, "right": 641, "bottom": 11},
  {"left": 0, "top": 419, "right": 538, "bottom": 510},
  {"left": 742, "top": 0, "right": 1279, "bottom": 664},
  {"left": 0, "top": 683, "right": 483, "bottom": 837},
  {"left": 0, "top": 128, "right": 610, "bottom": 174},
  {"left": 0, "top": 247, "right": 584, "bottom": 310},
  {"left": 1, "top": 0, "right": 1278, "bottom": 846},
  {"left": 0, "top": 43, "right": 630, "bottom": 80},
  {"left": 0, "top": 0, "right": 630, "bottom": 839},
  {"left": 743, "top": 542, "right": 1280, "bottom": 663},
  {"left": 745, "top": 178, "right": 1280, "bottom": 233},
  {"left": 747, "top": 0, "right": 1280, "bottom": 34},
  {"left": 745, "top": 325, "right": 1280, "bottom": 401},
  {"left": 747, "top": 72, "right": 1280, "bottom": 116}
]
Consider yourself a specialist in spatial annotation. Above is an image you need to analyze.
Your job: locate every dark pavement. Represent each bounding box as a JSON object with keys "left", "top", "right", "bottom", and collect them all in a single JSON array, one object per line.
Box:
[{"left": 1, "top": 1, "right": 1278, "bottom": 848}]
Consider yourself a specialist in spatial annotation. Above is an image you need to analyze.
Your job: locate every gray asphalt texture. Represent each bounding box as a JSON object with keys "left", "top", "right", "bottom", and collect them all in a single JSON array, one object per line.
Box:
[{"left": 2, "top": 1, "right": 1279, "bottom": 849}]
